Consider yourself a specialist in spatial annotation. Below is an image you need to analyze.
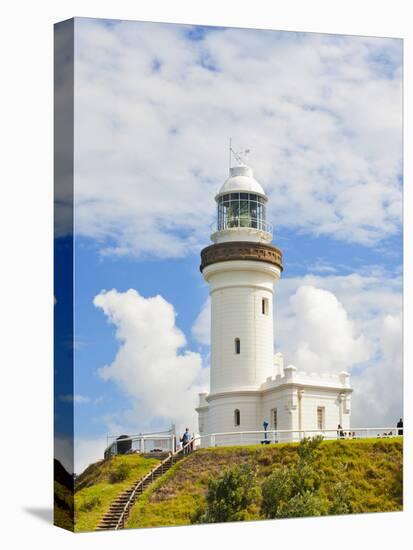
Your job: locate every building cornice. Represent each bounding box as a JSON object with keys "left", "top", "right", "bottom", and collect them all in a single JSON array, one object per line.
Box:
[
  {"left": 262, "top": 382, "right": 354, "bottom": 395},
  {"left": 204, "top": 383, "right": 353, "bottom": 404}
]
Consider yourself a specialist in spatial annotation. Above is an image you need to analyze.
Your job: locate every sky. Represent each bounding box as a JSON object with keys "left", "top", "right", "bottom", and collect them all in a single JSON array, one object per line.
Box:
[{"left": 55, "top": 18, "right": 402, "bottom": 473}]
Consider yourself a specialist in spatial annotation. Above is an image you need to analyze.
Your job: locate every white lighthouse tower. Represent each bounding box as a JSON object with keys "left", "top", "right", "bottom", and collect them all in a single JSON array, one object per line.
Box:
[
  {"left": 196, "top": 151, "right": 352, "bottom": 444},
  {"left": 197, "top": 153, "right": 283, "bottom": 436}
]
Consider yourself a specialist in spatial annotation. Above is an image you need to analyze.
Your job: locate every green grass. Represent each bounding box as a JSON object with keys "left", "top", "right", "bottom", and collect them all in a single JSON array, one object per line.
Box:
[
  {"left": 126, "top": 438, "right": 403, "bottom": 529},
  {"left": 74, "top": 454, "right": 160, "bottom": 532},
  {"left": 54, "top": 481, "right": 74, "bottom": 531}
]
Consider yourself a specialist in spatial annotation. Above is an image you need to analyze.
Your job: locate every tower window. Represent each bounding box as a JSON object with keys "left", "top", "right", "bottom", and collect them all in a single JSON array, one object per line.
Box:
[
  {"left": 234, "top": 409, "right": 241, "bottom": 427},
  {"left": 262, "top": 297, "right": 269, "bottom": 315},
  {"left": 235, "top": 338, "right": 240, "bottom": 354},
  {"left": 317, "top": 407, "right": 325, "bottom": 430}
]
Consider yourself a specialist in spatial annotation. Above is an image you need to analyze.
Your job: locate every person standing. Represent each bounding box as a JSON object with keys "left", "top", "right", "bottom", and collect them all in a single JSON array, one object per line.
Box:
[
  {"left": 181, "top": 428, "right": 191, "bottom": 454},
  {"left": 397, "top": 418, "right": 403, "bottom": 436}
]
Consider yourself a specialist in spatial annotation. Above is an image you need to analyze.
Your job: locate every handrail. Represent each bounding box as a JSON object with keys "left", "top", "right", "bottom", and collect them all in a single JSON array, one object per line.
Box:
[
  {"left": 114, "top": 452, "right": 172, "bottom": 529},
  {"left": 104, "top": 433, "right": 176, "bottom": 456},
  {"left": 211, "top": 218, "right": 273, "bottom": 234},
  {"left": 201, "top": 426, "right": 400, "bottom": 437},
  {"left": 114, "top": 438, "right": 195, "bottom": 529},
  {"left": 191, "top": 426, "right": 402, "bottom": 448}
]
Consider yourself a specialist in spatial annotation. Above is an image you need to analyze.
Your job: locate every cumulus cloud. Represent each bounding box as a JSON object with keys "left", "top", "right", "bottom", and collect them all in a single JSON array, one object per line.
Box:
[
  {"left": 71, "top": 20, "right": 402, "bottom": 257},
  {"left": 352, "top": 312, "right": 402, "bottom": 427},
  {"left": 287, "top": 285, "right": 369, "bottom": 372},
  {"left": 93, "top": 288, "right": 208, "bottom": 436},
  {"left": 191, "top": 298, "right": 211, "bottom": 346}
]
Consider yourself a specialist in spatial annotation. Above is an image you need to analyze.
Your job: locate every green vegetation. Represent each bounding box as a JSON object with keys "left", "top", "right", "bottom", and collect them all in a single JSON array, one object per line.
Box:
[
  {"left": 54, "top": 480, "right": 74, "bottom": 531},
  {"left": 125, "top": 438, "right": 402, "bottom": 528},
  {"left": 260, "top": 436, "right": 348, "bottom": 519},
  {"left": 74, "top": 454, "right": 159, "bottom": 532},
  {"left": 192, "top": 464, "right": 258, "bottom": 523},
  {"left": 54, "top": 459, "right": 74, "bottom": 531}
]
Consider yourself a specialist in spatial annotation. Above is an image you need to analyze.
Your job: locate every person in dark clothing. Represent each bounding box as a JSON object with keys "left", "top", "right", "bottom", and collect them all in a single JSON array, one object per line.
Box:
[
  {"left": 397, "top": 418, "right": 403, "bottom": 436},
  {"left": 181, "top": 428, "right": 191, "bottom": 454},
  {"left": 337, "top": 424, "right": 344, "bottom": 439}
]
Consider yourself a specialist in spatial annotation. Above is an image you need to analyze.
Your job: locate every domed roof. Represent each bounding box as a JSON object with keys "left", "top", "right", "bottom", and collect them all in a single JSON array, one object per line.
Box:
[{"left": 216, "top": 164, "right": 266, "bottom": 198}]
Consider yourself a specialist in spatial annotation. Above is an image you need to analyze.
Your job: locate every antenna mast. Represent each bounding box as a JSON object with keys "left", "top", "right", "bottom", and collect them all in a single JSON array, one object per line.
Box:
[{"left": 229, "top": 141, "right": 251, "bottom": 167}]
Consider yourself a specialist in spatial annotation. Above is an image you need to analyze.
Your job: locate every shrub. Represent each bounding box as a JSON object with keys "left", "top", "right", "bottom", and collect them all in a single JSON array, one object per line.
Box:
[
  {"left": 297, "top": 435, "right": 323, "bottom": 462},
  {"left": 192, "top": 464, "right": 258, "bottom": 524},
  {"left": 109, "top": 462, "right": 131, "bottom": 484},
  {"left": 329, "top": 480, "right": 352, "bottom": 515},
  {"left": 261, "top": 436, "right": 326, "bottom": 519},
  {"left": 79, "top": 495, "right": 101, "bottom": 512},
  {"left": 277, "top": 492, "right": 329, "bottom": 518}
]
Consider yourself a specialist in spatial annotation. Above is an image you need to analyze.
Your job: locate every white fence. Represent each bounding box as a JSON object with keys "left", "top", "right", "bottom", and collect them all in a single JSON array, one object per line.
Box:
[
  {"left": 104, "top": 426, "right": 402, "bottom": 458},
  {"left": 104, "top": 431, "right": 176, "bottom": 458},
  {"left": 193, "top": 426, "right": 402, "bottom": 448}
]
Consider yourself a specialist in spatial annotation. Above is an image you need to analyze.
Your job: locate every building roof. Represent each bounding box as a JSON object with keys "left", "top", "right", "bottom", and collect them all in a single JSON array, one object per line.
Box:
[{"left": 216, "top": 164, "right": 266, "bottom": 198}]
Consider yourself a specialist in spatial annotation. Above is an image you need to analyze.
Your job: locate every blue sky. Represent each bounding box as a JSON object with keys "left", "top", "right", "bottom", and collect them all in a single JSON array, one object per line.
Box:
[{"left": 54, "top": 18, "right": 403, "bottom": 472}]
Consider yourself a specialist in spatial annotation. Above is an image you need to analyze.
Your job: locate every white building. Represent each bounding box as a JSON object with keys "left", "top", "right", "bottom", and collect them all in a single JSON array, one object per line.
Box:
[{"left": 196, "top": 160, "right": 352, "bottom": 444}]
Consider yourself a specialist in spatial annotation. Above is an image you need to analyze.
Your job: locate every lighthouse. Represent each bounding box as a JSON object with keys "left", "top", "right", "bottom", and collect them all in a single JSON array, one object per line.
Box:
[{"left": 196, "top": 152, "right": 352, "bottom": 444}]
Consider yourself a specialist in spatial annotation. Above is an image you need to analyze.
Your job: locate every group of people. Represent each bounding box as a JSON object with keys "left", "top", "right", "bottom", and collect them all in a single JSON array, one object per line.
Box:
[
  {"left": 337, "top": 418, "right": 403, "bottom": 439},
  {"left": 337, "top": 425, "right": 357, "bottom": 439}
]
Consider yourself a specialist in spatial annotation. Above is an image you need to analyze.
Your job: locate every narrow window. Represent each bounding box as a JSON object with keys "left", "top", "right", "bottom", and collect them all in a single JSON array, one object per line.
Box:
[
  {"left": 262, "top": 297, "right": 269, "bottom": 315},
  {"left": 317, "top": 407, "right": 325, "bottom": 430},
  {"left": 234, "top": 409, "right": 240, "bottom": 427},
  {"left": 235, "top": 338, "right": 240, "bottom": 354},
  {"left": 271, "top": 408, "right": 278, "bottom": 430}
]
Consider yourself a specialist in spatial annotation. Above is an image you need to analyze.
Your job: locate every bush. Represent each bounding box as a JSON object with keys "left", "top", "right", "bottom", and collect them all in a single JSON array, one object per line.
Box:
[
  {"left": 261, "top": 436, "right": 353, "bottom": 520},
  {"left": 261, "top": 436, "right": 326, "bottom": 519},
  {"left": 109, "top": 462, "right": 131, "bottom": 484},
  {"left": 192, "top": 464, "right": 258, "bottom": 524},
  {"left": 79, "top": 495, "right": 101, "bottom": 512},
  {"left": 329, "top": 480, "right": 352, "bottom": 515},
  {"left": 277, "top": 492, "right": 329, "bottom": 518}
]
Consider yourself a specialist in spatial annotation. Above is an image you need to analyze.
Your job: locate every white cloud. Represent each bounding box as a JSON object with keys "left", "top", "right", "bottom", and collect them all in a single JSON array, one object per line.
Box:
[
  {"left": 56, "top": 434, "right": 108, "bottom": 475},
  {"left": 75, "top": 436, "right": 109, "bottom": 475},
  {"left": 191, "top": 298, "right": 211, "bottom": 346},
  {"left": 71, "top": 20, "right": 402, "bottom": 257},
  {"left": 93, "top": 288, "right": 209, "bottom": 438},
  {"left": 287, "top": 285, "right": 370, "bottom": 372},
  {"left": 352, "top": 312, "right": 403, "bottom": 428}
]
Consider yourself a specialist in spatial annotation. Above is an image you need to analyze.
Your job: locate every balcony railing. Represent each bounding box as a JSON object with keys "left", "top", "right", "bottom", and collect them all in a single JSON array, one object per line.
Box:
[{"left": 212, "top": 218, "right": 273, "bottom": 235}]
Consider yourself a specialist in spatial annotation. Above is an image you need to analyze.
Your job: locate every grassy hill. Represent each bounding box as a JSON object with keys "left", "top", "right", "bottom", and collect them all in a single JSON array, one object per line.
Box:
[
  {"left": 74, "top": 454, "right": 160, "bottom": 532},
  {"left": 54, "top": 459, "right": 74, "bottom": 531},
  {"left": 126, "top": 438, "right": 403, "bottom": 528}
]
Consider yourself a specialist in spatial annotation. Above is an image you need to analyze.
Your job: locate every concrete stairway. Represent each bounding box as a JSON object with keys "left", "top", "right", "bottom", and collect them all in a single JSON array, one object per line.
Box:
[{"left": 95, "top": 452, "right": 184, "bottom": 531}]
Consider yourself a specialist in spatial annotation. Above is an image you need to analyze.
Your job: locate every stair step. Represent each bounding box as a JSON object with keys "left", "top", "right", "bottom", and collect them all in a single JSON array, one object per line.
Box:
[{"left": 95, "top": 453, "right": 187, "bottom": 531}]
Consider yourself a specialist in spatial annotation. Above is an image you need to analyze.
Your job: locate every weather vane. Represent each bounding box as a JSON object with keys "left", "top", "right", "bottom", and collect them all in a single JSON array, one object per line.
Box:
[{"left": 229, "top": 137, "right": 250, "bottom": 169}]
